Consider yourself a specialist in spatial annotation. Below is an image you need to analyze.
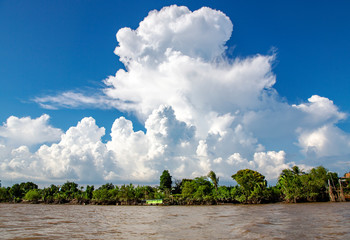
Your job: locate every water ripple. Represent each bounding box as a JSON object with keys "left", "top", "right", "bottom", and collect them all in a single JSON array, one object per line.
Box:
[{"left": 1, "top": 202, "right": 350, "bottom": 239}]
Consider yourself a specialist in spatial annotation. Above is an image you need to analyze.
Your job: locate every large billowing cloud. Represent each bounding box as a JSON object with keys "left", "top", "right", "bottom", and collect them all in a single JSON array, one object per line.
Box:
[{"left": 2, "top": 5, "right": 350, "bottom": 184}]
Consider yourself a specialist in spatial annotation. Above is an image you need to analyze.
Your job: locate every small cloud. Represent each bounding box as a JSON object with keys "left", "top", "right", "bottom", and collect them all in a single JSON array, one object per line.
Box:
[
  {"left": 33, "top": 90, "right": 119, "bottom": 110},
  {"left": 0, "top": 114, "right": 62, "bottom": 147}
]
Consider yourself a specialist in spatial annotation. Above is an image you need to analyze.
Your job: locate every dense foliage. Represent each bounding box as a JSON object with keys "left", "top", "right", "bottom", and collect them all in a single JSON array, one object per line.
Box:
[
  {"left": 0, "top": 166, "right": 347, "bottom": 205},
  {"left": 277, "top": 166, "right": 339, "bottom": 202},
  {"left": 232, "top": 169, "right": 267, "bottom": 203}
]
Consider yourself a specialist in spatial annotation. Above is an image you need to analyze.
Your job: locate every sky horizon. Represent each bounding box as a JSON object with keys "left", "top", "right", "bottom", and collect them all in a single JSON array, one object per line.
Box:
[{"left": 1, "top": 1, "right": 350, "bottom": 187}]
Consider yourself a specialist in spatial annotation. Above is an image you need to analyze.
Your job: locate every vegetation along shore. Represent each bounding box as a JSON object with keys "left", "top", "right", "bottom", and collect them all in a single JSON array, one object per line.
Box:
[{"left": 1, "top": 166, "right": 349, "bottom": 205}]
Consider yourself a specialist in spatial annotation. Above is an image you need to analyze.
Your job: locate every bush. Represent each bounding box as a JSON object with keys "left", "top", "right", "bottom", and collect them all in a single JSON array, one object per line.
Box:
[{"left": 24, "top": 189, "right": 41, "bottom": 203}]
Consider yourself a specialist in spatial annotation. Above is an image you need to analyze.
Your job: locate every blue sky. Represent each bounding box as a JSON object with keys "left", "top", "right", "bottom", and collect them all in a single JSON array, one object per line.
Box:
[{"left": 1, "top": 0, "right": 350, "bottom": 185}]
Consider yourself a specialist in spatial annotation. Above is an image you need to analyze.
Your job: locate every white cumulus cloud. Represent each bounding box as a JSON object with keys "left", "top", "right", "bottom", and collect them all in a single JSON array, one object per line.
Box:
[
  {"left": 2, "top": 5, "right": 349, "bottom": 184},
  {"left": 0, "top": 114, "right": 62, "bottom": 147}
]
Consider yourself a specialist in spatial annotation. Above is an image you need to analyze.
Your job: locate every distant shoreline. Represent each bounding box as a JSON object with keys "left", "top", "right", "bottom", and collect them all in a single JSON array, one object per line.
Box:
[
  {"left": 0, "top": 199, "right": 346, "bottom": 206},
  {"left": 1, "top": 166, "right": 349, "bottom": 205}
]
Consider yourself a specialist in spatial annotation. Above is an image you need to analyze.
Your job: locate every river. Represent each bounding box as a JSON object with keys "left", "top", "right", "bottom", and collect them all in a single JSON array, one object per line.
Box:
[{"left": 1, "top": 202, "right": 350, "bottom": 239}]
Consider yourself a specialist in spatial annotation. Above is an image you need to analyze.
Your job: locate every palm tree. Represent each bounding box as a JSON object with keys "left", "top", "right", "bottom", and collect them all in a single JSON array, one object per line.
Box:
[
  {"left": 278, "top": 166, "right": 304, "bottom": 203},
  {"left": 207, "top": 170, "right": 219, "bottom": 191}
]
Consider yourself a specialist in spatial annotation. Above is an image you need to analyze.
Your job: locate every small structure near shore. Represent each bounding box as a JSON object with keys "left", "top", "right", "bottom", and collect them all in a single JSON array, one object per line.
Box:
[
  {"left": 328, "top": 173, "right": 350, "bottom": 202},
  {"left": 146, "top": 199, "right": 163, "bottom": 205}
]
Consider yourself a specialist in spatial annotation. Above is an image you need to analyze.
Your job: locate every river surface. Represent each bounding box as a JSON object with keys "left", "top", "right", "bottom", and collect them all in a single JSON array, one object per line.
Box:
[{"left": 1, "top": 202, "right": 350, "bottom": 239}]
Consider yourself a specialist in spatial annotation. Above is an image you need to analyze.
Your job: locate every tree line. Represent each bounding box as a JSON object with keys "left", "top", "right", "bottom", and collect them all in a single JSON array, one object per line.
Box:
[{"left": 0, "top": 166, "right": 348, "bottom": 205}]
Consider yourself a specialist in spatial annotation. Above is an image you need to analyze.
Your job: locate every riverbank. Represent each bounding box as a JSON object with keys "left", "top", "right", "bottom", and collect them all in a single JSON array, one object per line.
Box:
[
  {"left": 1, "top": 166, "right": 349, "bottom": 205},
  {"left": 0, "top": 197, "right": 343, "bottom": 206}
]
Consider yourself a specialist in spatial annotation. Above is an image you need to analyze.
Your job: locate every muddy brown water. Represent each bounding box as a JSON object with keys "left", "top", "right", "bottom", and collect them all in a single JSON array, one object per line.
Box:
[{"left": 1, "top": 202, "right": 350, "bottom": 239}]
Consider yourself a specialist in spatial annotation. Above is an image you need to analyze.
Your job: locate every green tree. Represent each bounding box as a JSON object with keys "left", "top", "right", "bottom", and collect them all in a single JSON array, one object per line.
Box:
[
  {"left": 0, "top": 187, "right": 10, "bottom": 202},
  {"left": 92, "top": 183, "right": 117, "bottom": 204},
  {"left": 181, "top": 177, "right": 213, "bottom": 201},
  {"left": 181, "top": 180, "right": 196, "bottom": 198},
  {"left": 207, "top": 170, "right": 219, "bottom": 191},
  {"left": 10, "top": 183, "right": 24, "bottom": 202},
  {"left": 232, "top": 169, "right": 267, "bottom": 203},
  {"left": 134, "top": 185, "right": 146, "bottom": 201},
  {"left": 301, "top": 166, "right": 329, "bottom": 201},
  {"left": 60, "top": 181, "right": 79, "bottom": 201},
  {"left": 216, "top": 186, "right": 231, "bottom": 202},
  {"left": 24, "top": 189, "right": 41, "bottom": 203},
  {"left": 278, "top": 166, "right": 305, "bottom": 203},
  {"left": 99, "top": 183, "right": 114, "bottom": 190},
  {"left": 230, "top": 185, "right": 244, "bottom": 203},
  {"left": 85, "top": 185, "right": 94, "bottom": 200},
  {"left": 93, "top": 189, "right": 112, "bottom": 204},
  {"left": 160, "top": 170, "right": 172, "bottom": 192},
  {"left": 42, "top": 184, "right": 59, "bottom": 203},
  {"left": 61, "top": 181, "right": 79, "bottom": 193},
  {"left": 137, "top": 185, "right": 155, "bottom": 200},
  {"left": 20, "top": 182, "right": 38, "bottom": 194},
  {"left": 118, "top": 184, "right": 135, "bottom": 203}
]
